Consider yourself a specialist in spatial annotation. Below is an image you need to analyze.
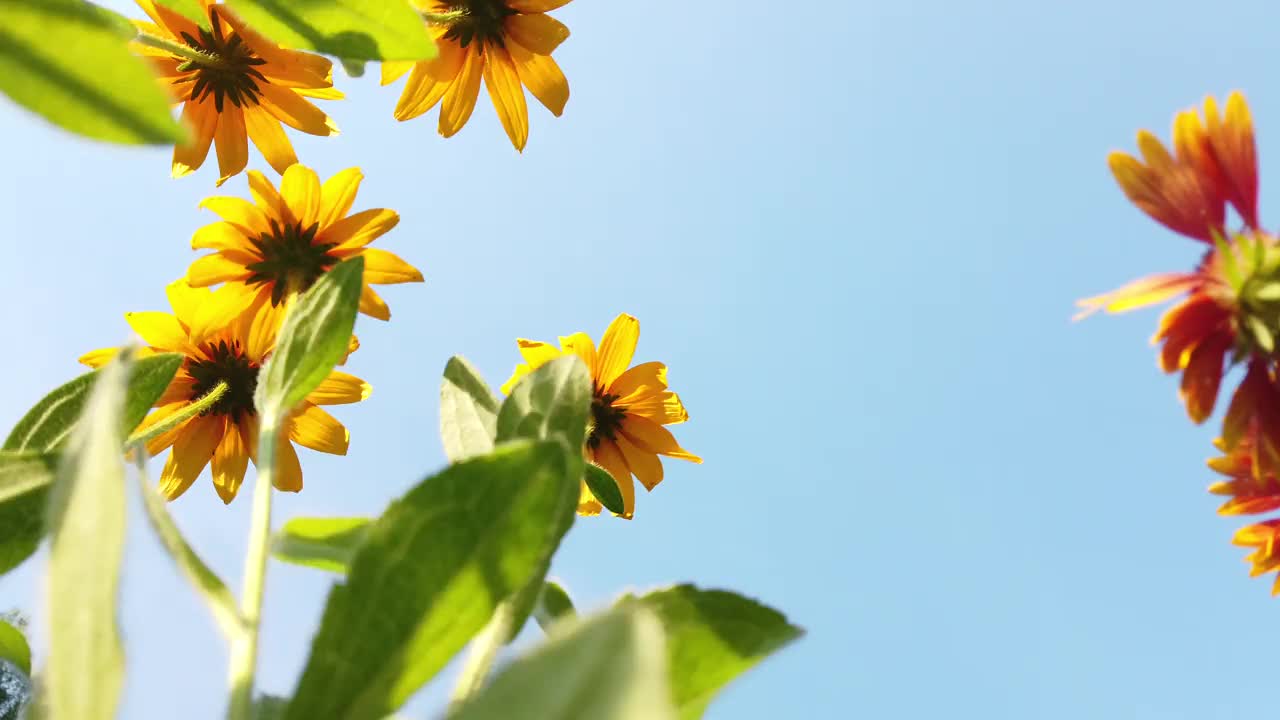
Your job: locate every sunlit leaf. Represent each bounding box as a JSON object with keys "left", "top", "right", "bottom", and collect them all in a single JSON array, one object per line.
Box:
[
  {"left": 440, "top": 356, "right": 499, "bottom": 462},
  {"left": 224, "top": 0, "right": 436, "bottom": 61},
  {"left": 0, "top": 452, "right": 57, "bottom": 505},
  {"left": 0, "top": 620, "right": 30, "bottom": 676},
  {"left": 271, "top": 516, "right": 370, "bottom": 574}
]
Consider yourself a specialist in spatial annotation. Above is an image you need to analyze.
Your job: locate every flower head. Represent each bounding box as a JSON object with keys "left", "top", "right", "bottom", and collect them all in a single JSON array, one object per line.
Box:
[
  {"left": 80, "top": 281, "right": 369, "bottom": 503},
  {"left": 186, "top": 164, "right": 421, "bottom": 322},
  {"left": 501, "top": 313, "right": 700, "bottom": 518},
  {"left": 384, "top": 0, "right": 572, "bottom": 151},
  {"left": 1206, "top": 424, "right": 1280, "bottom": 593},
  {"left": 132, "top": 0, "right": 341, "bottom": 185}
]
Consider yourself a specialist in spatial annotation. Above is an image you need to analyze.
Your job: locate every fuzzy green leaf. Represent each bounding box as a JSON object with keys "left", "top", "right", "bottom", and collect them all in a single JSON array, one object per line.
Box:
[
  {"left": 224, "top": 0, "right": 436, "bottom": 61},
  {"left": 583, "top": 463, "right": 625, "bottom": 515},
  {"left": 271, "top": 516, "right": 370, "bottom": 574},
  {"left": 285, "top": 439, "right": 580, "bottom": 720},
  {"left": 634, "top": 586, "right": 803, "bottom": 719},
  {"left": 533, "top": 580, "right": 576, "bottom": 632},
  {"left": 45, "top": 354, "right": 129, "bottom": 720},
  {"left": 448, "top": 606, "right": 676, "bottom": 720},
  {"left": 0, "top": 620, "right": 30, "bottom": 676},
  {"left": 440, "top": 356, "right": 500, "bottom": 462},
  {"left": 255, "top": 257, "right": 363, "bottom": 426},
  {"left": 0, "top": 0, "right": 184, "bottom": 144},
  {"left": 0, "top": 452, "right": 58, "bottom": 505}
]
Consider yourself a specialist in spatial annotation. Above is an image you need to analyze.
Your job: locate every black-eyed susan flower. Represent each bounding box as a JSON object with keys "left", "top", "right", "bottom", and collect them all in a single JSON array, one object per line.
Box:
[
  {"left": 131, "top": 0, "right": 341, "bottom": 185},
  {"left": 383, "top": 0, "right": 572, "bottom": 151},
  {"left": 501, "top": 313, "right": 700, "bottom": 519},
  {"left": 80, "top": 281, "right": 369, "bottom": 503},
  {"left": 185, "top": 164, "right": 421, "bottom": 323}
]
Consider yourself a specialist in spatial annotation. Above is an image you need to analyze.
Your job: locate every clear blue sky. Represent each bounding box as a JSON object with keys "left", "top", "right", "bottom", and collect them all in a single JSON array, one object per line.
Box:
[{"left": 4, "top": 0, "right": 1280, "bottom": 717}]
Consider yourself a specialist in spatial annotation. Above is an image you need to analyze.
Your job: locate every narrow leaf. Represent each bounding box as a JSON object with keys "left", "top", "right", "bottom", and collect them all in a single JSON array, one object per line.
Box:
[
  {"left": 635, "top": 586, "right": 803, "bottom": 719},
  {"left": 224, "top": 0, "right": 436, "bottom": 61},
  {"left": 285, "top": 439, "right": 580, "bottom": 720},
  {"left": 0, "top": 0, "right": 184, "bottom": 144},
  {"left": 448, "top": 607, "right": 676, "bottom": 720},
  {"left": 440, "top": 356, "right": 499, "bottom": 462},
  {"left": 0, "top": 452, "right": 57, "bottom": 504},
  {"left": 583, "top": 463, "right": 625, "bottom": 515},
  {"left": 0, "top": 620, "right": 31, "bottom": 675},
  {"left": 533, "top": 580, "right": 576, "bottom": 632},
  {"left": 271, "top": 516, "right": 370, "bottom": 574},
  {"left": 45, "top": 353, "right": 129, "bottom": 720},
  {"left": 255, "top": 257, "right": 363, "bottom": 424}
]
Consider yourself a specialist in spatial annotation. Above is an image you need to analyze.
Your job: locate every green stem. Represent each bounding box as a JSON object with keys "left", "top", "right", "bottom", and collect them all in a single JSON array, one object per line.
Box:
[
  {"left": 448, "top": 603, "right": 513, "bottom": 710},
  {"left": 127, "top": 381, "right": 228, "bottom": 447},
  {"left": 420, "top": 9, "right": 466, "bottom": 24},
  {"left": 226, "top": 421, "right": 278, "bottom": 720},
  {"left": 133, "top": 30, "right": 230, "bottom": 70}
]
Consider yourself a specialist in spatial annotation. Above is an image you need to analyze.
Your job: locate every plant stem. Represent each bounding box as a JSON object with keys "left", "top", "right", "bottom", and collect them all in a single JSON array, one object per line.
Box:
[
  {"left": 448, "top": 603, "right": 513, "bottom": 710},
  {"left": 127, "top": 381, "right": 228, "bottom": 447},
  {"left": 226, "top": 421, "right": 278, "bottom": 720},
  {"left": 133, "top": 30, "right": 231, "bottom": 70},
  {"left": 419, "top": 9, "right": 466, "bottom": 24}
]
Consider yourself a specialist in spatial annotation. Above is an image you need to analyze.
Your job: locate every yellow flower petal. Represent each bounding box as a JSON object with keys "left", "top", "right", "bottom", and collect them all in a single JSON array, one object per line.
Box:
[
  {"left": 393, "top": 38, "right": 466, "bottom": 121},
  {"left": 508, "top": 41, "right": 568, "bottom": 116},
  {"left": 318, "top": 167, "right": 364, "bottom": 229},
  {"left": 615, "top": 434, "right": 663, "bottom": 491},
  {"left": 244, "top": 105, "right": 298, "bottom": 176},
  {"left": 439, "top": 44, "right": 484, "bottom": 138},
  {"left": 213, "top": 106, "right": 249, "bottom": 187},
  {"left": 577, "top": 480, "right": 603, "bottom": 516},
  {"left": 482, "top": 43, "right": 529, "bottom": 151},
  {"left": 211, "top": 421, "right": 250, "bottom": 504},
  {"left": 608, "top": 361, "right": 668, "bottom": 402},
  {"left": 79, "top": 347, "right": 119, "bottom": 369},
  {"left": 503, "top": 12, "right": 570, "bottom": 55},
  {"left": 307, "top": 371, "right": 371, "bottom": 405},
  {"left": 619, "top": 415, "right": 700, "bottom": 463},
  {"left": 187, "top": 253, "right": 255, "bottom": 287},
  {"left": 191, "top": 221, "right": 256, "bottom": 253},
  {"left": 126, "top": 311, "right": 191, "bottom": 353},
  {"left": 173, "top": 100, "right": 218, "bottom": 178},
  {"left": 592, "top": 440, "right": 635, "bottom": 519},
  {"left": 622, "top": 391, "right": 689, "bottom": 425},
  {"left": 259, "top": 82, "right": 339, "bottom": 136},
  {"left": 500, "top": 364, "right": 533, "bottom": 396},
  {"left": 382, "top": 60, "right": 415, "bottom": 86},
  {"left": 517, "top": 339, "right": 562, "bottom": 368},
  {"left": 317, "top": 208, "right": 400, "bottom": 250},
  {"left": 558, "top": 332, "right": 596, "bottom": 372},
  {"left": 357, "top": 248, "right": 423, "bottom": 285},
  {"left": 508, "top": 0, "right": 573, "bottom": 11},
  {"left": 246, "top": 169, "right": 287, "bottom": 220},
  {"left": 358, "top": 283, "right": 391, "bottom": 321},
  {"left": 188, "top": 283, "right": 261, "bottom": 350},
  {"left": 159, "top": 415, "right": 226, "bottom": 501},
  {"left": 289, "top": 403, "right": 349, "bottom": 455},
  {"left": 200, "top": 196, "right": 271, "bottom": 236},
  {"left": 280, "top": 164, "right": 322, "bottom": 228},
  {"left": 595, "top": 313, "right": 639, "bottom": 387},
  {"left": 273, "top": 436, "right": 304, "bottom": 493},
  {"left": 139, "top": 401, "right": 191, "bottom": 457}
]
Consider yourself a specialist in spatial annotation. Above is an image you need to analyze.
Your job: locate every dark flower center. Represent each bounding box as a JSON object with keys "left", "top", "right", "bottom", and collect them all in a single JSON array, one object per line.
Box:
[
  {"left": 244, "top": 218, "right": 339, "bottom": 305},
  {"left": 187, "top": 340, "right": 260, "bottom": 423},
  {"left": 175, "top": 17, "right": 267, "bottom": 112},
  {"left": 587, "top": 386, "right": 626, "bottom": 449},
  {"left": 440, "top": 0, "right": 518, "bottom": 48}
]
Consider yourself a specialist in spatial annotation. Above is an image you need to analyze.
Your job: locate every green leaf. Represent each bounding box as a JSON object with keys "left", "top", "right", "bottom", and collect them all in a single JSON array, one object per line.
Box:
[
  {"left": 253, "top": 695, "right": 289, "bottom": 720},
  {"left": 533, "top": 580, "right": 576, "bottom": 632},
  {"left": 285, "top": 439, "right": 580, "bottom": 720},
  {"left": 583, "top": 463, "right": 625, "bottom": 516},
  {"left": 0, "top": 0, "right": 184, "bottom": 144},
  {"left": 224, "top": 0, "right": 436, "bottom": 61},
  {"left": 0, "top": 452, "right": 57, "bottom": 504},
  {"left": 440, "top": 356, "right": 500, "bottom": 462},
  {"left": 0, "top": 619, "right": 31, "bottom": 676},
  {"left": 448, "top": 606, "right": 676, "bottom": 720},
  {"left": 271, "top": 516, "right": 370, "bottom": 574},
  {"left": 255, "top": 257, "right": 363, "bottom": 425},
  {"left": 154, "top": 0, "right": 209, "bottom": 27},
  {"left": 45, "top": 353, "right": 129, "bottom": 720},
  {"left": 1254, "top": 282, "right": 1280, "bottom": 302},
  {"left": 635, "top": 586, "right": 803, "bottom": 719},
  {"left": 494, "top": 355, "right": 591, "bottom": 447},
  {"left": 0, "top": 354, "right": 182, "bottom": 577},
  {"left": 339, "top": 57, "right": 367, "bottom": 77}
]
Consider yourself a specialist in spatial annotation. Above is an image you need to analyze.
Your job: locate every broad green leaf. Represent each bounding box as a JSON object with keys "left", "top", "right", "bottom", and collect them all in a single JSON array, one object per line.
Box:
[
  {"left": 494, "top": 355, "right": 591, "bottom": 446},
  {"left": 533, "top": 580, "right": 576, "bottom": 632},
  {"left": 0, "top": 0, "right": 183, "bottom": 144},
  {"left": 45, "top": 354, "right": 129, "bottom": 720},
  {"left": 134, "top": 451, "right": 241, "bottom": 638},
  {"left": 635, "top": 586, "right": 803, "bottom": 719},
  {"left": 285, "top": 439, "right": 580, "bottom": 720},
  {"left": 224, "top": 0, "right": 436, "bottom": 61},
  {"left": 492, "top": 355, "right": 590, "bottom": 640},
  {"left": 448, "top": 607, "right": 676, "bottom": 720},
  {"left": 155, "top": 0, "right": 209, "bottom": 27},
  {"left": 255, "top": 257, "right": 363, "bottom": 425},
  {"left": 0, "top": 620, "right": 30, "bottom": 675},
  {"left": 440, "top": 356, "right": 499, "bottom": 462},
  {"left": 0, "top": 354, "right": 182, "bottom": 577},
  {"left": 0, "top": 452, "right": 57, "bottom": 504},
  {"left": 583, "top": 463, "right": 625, "bottom": 515},
  {"left": 271, "top": 516, "right": 370, "bottom": 574}
]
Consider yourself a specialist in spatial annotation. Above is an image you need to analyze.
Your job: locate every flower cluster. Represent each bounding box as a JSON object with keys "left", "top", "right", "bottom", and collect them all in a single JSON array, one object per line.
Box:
[
  {"left": 84, "top": 0, "right": 695, "bottom": 517},
  {"left": 1079, "top": 92, "right": 1280, "bottom": 591}
]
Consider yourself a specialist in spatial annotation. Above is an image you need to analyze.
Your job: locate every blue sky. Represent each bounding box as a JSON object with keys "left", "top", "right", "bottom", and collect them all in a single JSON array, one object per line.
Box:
[{"left": 5, "top": 0, "right": 1280, "bottom": 717}]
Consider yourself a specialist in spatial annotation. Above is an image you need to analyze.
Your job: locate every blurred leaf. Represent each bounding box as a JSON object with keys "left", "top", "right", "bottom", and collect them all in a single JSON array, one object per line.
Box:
[
  {"left": 634, "top": 586, "right": 803, "bottom": 719},
  {"left": 0, "top": 620, "right": 30, "bottom": 676},
  {"left": 448, "top": 606, "right": 676, "bottom": 720},
  {"left": 45, "top": 353, "right": 129, "bottom": 720},
  {"left": 255, "top": 257, "right": 363, "bottom": 425},
  {"left": 253, "top": 695, "right": 289, "bottom": 720},
  {"left": 0, "top": 354, "right": 181, "bottom": 577},
  {"left": 285, "top": 439, "right": 579, "bottom": 720},
  {"left": 155, "top": 0, "right": 209, "bottom": 26},
  {"left": 0, "top": 452, "right": 57, "bottom": 504},
  {"left": 339, "top": 57, "right": 366, "bottom": 77},
  {"left": 440, "top": 356, "right": 499, "bottom": 462},
  {"left": 0, "top": 0, "right": 184, "bottom": 144},
  {"left": 583, "top": 463, "right": 625, "bottom": 515},
  {"left": 533, "top": 580, "right": 576, "bottom": 632},
  {"left": 224, "top": 0, "right": 436, "bottom": 61},
  {"left": 271, "top": 516, "right": 370, "bottom": 574}
]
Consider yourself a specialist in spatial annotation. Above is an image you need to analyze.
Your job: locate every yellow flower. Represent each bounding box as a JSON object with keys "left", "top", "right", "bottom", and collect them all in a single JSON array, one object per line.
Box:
[
  {"left": 186, "top": 164, "right": 422, "bottom": 324},
  {"left": 501, "top": 314, "right": 701, "bottom": 519},
  {"left": 384, "top": 0, "right": 573, "bottom": 151},
  {"left": 131, "top": 0, "right": 342, "bottom": 185},
  {"left": 80, "top": 281, "right": 369, "bottom": 503}
]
